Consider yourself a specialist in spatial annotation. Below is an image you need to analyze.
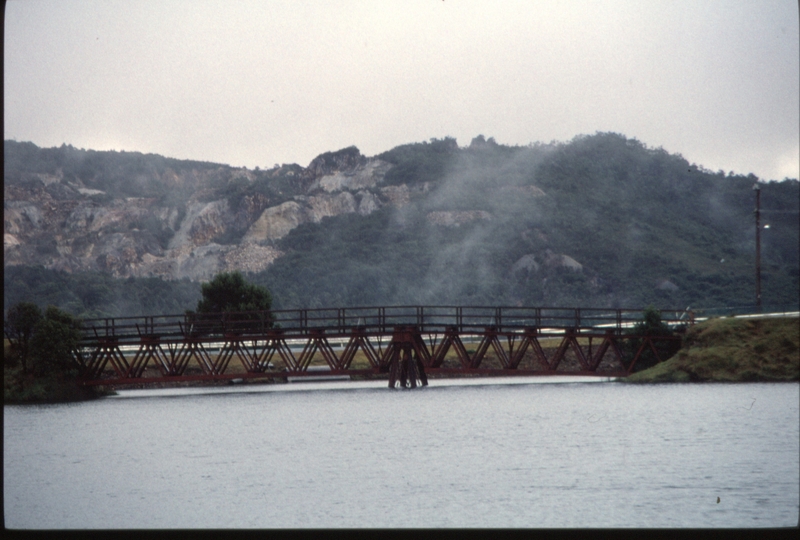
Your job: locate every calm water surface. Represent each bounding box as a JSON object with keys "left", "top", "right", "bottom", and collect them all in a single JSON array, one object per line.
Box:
[{"left": 4, "top": 378, "right": 799, "bottom": 528}]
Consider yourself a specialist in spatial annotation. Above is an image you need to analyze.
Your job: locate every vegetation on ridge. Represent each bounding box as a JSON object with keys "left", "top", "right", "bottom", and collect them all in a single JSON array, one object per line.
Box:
[{"left": 256, "top": 133, "right": 798, "bottom": 310}]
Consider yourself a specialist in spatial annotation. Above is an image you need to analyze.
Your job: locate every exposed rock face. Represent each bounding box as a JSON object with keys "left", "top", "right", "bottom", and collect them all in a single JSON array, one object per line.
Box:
[
  {"left": 380, "top": 185, "right": 411, "bottom": 207},
  {"left": 4, "top": 144, "right": 400, "bottom": 281},
  {"left": 243, "top": 201, "right": 306, "bottom": 243},
  {"left": 356, "top": 190, "right": 380, "bottom": 215},
  {"left": 305, "top": 146, "right": 365, "bottom": 178},
  {"left": 544, "top": 250, "right": 583, "bottom": 272},
  {"left": 305, "top": 192, "right": 358, "bottom": 223},
  {"left": 511, "top": 254, "right": 540, "bottom": 274},
  {"left": 222, "top": 243, "right": 283, "bottom": 274},
  {"left": 232, "top": 193, "right": 271, "bottom": 231},
  {"left": 168, "top": 200, "right": 231, "bottom": 249},
  {"left": 240, "top": 154, "right": 394, "bottom": 243},
  {"left": 309, "top": 159, "right": 391, "bottom": 193},
  {"left": 4, "top": 141, "right": 551, "bottom": 283},
  {"left": 4, "top": 234, "right": 21, "bottom": 248},
  {"left": 243, "top": 189, "right": 381, "bottom": 243}
]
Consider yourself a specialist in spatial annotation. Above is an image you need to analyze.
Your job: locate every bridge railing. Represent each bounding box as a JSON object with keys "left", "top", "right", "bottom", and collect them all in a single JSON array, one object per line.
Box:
[
  {"left": 73, "top": 305, "right": 692, "bottom": 345},
  {"left": 689, "top": 304, "right": 800, "bottom": 319}
]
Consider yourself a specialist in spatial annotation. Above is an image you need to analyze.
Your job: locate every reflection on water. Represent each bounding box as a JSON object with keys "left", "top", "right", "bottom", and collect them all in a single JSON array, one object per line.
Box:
[
  {"left": 4, "top": 380, "right": 799, "bottom": 528},
  {"left": 107, "top": 375, "right": 617, "bottom": 399}
]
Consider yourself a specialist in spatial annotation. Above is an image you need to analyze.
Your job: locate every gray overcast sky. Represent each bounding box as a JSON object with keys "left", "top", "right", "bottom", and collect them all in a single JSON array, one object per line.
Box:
[{"left": 4, "top": 0, "right": 799, "bottom": 180}]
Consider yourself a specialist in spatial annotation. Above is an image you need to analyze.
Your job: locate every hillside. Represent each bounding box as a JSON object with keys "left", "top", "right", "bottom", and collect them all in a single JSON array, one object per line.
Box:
[
  {"left": 4, "top": 133, "right": 799, "bottom": 318},
  {"left": 624, "top": 316, "right": 800, "bottom": 382}
]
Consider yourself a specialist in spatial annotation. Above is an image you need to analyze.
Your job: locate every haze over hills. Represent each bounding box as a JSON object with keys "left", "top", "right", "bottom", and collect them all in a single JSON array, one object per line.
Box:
[{"left": 4, "top": 133, "right": 798, "bottom": 318}]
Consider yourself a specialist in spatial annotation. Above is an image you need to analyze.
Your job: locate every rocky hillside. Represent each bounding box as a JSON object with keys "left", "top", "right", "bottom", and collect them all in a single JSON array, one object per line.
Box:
[
  {"left": 4, "top": 134, "right": 799, "bottom": 316},
  {"left": 4, "top": 143, "right": 402, "bottom": 281}
]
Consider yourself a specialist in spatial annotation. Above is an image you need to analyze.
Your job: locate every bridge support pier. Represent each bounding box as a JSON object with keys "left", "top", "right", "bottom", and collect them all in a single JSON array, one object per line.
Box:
[{"left": 387, "top": 327, "right": 428, "bottom": 389}]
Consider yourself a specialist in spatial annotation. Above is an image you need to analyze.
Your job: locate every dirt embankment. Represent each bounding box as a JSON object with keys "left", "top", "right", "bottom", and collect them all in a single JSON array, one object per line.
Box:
[{"left": 625, "top": 316, "right": 799, "bottom": 383}]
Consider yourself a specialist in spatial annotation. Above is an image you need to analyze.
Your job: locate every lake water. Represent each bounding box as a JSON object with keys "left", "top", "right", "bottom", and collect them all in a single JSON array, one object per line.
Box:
[{"left": 4, "top": 378, "right": 799, "bottom": 529}]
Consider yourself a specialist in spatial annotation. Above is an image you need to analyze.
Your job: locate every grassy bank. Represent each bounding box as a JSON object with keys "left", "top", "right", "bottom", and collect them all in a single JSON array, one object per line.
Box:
[{"left": 625, "top": 316, "right": 799, "bottom": 383}]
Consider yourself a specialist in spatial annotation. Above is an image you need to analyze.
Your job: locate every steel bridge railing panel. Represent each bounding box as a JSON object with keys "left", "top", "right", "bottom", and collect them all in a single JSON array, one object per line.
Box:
[{"left": 74, "top": 305, "right": 692, "bottom": 351}]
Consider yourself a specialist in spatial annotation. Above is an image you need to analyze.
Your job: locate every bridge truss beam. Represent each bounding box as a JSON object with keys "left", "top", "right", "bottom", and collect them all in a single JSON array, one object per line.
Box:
[{"left": 73, "top": 324, "right": 681, "bottom": 387}]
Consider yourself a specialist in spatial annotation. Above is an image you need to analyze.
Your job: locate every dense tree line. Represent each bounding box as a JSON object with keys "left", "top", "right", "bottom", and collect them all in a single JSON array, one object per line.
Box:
[{"left": 3, "top": 266, "right": 202, "bottom": 319}]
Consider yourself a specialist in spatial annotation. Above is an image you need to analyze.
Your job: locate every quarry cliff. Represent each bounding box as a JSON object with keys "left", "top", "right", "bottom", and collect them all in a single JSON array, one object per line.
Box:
[
  {"left": 5, "top": 144, "right": 404, "bottom": 280},
  {"left": 4, "top": 141, "right": 585, "bottom": 284}
]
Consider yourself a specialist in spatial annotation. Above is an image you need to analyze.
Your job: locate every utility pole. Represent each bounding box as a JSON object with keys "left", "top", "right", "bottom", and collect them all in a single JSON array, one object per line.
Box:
[{"left": 753, "top": 183, "right": 762, "bottom": 311}]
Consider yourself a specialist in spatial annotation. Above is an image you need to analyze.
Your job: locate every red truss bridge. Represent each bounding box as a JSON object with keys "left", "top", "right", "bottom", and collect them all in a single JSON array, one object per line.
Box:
[{"left": 62, "top": 306, "right": 690, "bottom": 388}]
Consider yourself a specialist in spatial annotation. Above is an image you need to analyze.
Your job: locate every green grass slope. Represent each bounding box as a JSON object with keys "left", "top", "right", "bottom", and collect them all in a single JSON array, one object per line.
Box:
[{"left": 625, "top": 316, "right": 799, "bottom": 383}]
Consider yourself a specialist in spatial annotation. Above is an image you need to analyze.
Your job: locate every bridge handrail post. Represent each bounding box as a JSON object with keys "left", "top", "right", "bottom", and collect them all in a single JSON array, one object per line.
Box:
[
  {"left": 575, "top": 308, "right": 581, "bottom": 329},
  {"left": 417, "top": 306, "right": 423, "bottom": 329},
  {"left": 495, "top": 307, "right": 502, "bottom": 329}
]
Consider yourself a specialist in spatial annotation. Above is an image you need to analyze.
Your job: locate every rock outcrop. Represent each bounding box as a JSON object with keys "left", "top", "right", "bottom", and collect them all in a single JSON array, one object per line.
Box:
[
  {"left": 3, "top": 144, "right": 400, "bottom": 281},
  {"left": 4, "top": 141, "right": 554, "bottom": 283},
  {"left": 510, "top": 254, "right": 540, "bottom": 274},
  {"left": 543, "top": 250, "right": 583, "bottom": 272},
  {"left": 243, "top": 201, "right": 306, "bottom": 243}
]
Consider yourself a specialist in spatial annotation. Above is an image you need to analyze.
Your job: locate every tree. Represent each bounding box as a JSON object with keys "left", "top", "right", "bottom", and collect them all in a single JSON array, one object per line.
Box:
[
  {"left": 5, "top": 302, "right": 43, "bottom": 373},
  {"left": 29, "top": 306, "right": 82, "bottom": 376},
  {"left": 193, "top": 272, "right": 273, "bottom": 334}
]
